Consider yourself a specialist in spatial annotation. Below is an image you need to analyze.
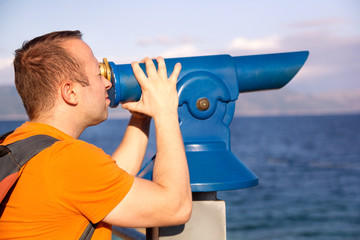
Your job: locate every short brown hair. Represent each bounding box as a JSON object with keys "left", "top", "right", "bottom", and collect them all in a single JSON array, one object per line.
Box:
[{"left": 14, "top": 30, "right": 89, "bottom": 120}]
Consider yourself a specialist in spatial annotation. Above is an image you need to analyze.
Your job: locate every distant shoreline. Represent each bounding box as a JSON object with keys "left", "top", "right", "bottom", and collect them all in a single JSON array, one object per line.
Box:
[
  {"left": 1, "top": 85, "right": 360, "bottom": 121},
  {"left": 1, "top": 111, "right": 359, "bottom": 122}
]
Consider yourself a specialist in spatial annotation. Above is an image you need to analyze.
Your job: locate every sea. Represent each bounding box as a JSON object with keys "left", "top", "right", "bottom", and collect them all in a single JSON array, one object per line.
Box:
[{"left": 1, "top": 114, "right": 359, "bottom": 240}]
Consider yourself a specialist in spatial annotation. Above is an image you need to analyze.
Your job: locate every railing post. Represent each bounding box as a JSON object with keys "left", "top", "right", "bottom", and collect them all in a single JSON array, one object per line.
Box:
[{"left": 146, "top": 192, "right": 226, "bottom": 240}]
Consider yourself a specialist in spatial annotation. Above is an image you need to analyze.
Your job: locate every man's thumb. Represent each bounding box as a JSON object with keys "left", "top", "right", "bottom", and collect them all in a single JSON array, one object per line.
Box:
[{"left": 121, "top": 102, "right": 136, "bottom": 111}]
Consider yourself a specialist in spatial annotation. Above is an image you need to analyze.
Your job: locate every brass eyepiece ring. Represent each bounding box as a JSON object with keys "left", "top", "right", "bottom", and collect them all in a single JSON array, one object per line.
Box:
[{"left": 99, "top": 58, "right": 112, "bottom": 81}]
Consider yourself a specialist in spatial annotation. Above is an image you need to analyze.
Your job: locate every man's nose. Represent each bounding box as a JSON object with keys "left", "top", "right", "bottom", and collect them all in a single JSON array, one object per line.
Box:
[{"left": 103, "top": 76, "right": 112, "bottom": 90}]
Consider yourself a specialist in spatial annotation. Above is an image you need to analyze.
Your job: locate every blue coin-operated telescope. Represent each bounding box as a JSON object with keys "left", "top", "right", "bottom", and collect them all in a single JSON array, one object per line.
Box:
[
  {"left": 100, "top": 51, "right": 309, "bottom": 193},
  {"left": 101, "top": 52, "right": 309, "bottom": 239}
]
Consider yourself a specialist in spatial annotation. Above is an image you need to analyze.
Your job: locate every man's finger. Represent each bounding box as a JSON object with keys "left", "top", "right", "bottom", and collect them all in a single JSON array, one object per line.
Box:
[
  {"left": 132, "top": 61, "right": 148, "bottom": 86},
  {"left": 169, "top": 63, "right": 182, "bottom": 83},
  {"left": 144, "top": 57, "right": 158, "bottom": 79},
  {"left": 157, "top": 56, "right": 167, "bottom": 80}
]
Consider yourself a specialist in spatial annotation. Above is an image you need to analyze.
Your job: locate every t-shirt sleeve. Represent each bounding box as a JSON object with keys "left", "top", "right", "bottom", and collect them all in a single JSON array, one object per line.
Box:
[{"left": 50, "top": 140, "right": 134, "bottom": 223}]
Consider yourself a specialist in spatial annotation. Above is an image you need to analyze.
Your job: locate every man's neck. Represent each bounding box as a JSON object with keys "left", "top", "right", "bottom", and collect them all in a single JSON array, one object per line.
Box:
[{"left": 31, "top": 114, "right": 86, "bottom": 139}]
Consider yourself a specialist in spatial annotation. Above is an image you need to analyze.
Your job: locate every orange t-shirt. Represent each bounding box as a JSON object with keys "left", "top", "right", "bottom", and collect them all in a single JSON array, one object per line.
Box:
[{"left": 0, "top": 122, "right": 134, "bottom": 239}]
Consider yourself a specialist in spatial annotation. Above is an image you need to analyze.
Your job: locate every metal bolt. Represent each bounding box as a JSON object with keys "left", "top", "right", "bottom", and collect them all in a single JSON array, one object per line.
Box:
[{"left": 196, "top": 98, "right": 210, "bottom": 111}]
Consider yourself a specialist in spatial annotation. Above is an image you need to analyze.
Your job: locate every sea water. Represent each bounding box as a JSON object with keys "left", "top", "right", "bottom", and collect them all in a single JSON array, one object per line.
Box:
[{"left": 1, "top": 114, "right": 359, "bottom": 240}]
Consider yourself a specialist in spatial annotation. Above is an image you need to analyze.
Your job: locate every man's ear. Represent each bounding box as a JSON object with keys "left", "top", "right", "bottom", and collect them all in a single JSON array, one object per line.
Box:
[{"left": 60, "top": 81, "right": 79, "bottom": 106}]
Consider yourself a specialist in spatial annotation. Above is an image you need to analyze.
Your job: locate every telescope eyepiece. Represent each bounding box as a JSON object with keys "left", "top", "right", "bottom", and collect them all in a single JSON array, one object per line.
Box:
[{"left": 99, "top": 58, "right": 112, "bottom": 81}]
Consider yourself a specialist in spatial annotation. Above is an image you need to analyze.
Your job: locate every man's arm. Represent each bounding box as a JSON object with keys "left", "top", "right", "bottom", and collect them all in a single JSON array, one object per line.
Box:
[
  {"left": 102, "top": 57, "right": 192, "bottom": 227},
  {"left": 111, "top": 115, "right": 151, "bottom": 175}
]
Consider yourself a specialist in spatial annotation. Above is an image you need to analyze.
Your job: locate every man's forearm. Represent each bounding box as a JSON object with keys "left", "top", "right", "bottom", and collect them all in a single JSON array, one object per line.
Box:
[
  {"left": 152, "top": 113, "right": 191, "bottom": 205},
  {"left": 112, "top": 115, "right": 151, "bottom": 175}
]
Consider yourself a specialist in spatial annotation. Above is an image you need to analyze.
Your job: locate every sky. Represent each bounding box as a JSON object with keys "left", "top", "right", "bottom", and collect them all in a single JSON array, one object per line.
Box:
[{"left": 0, "top": 0, "right": 359, "bottom": 94}]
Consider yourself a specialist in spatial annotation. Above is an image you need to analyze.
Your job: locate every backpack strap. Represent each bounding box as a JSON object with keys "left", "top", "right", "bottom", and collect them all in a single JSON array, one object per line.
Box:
[
  {"left": 0, "top": 134, "right": 97, "bottom": 239},
  {"left": 0, "top": 135, "right": 60, "bottom": 200},
  {"left": 0, "top": 130, "right": 14, "bottom": 144},
  {"left": 6, "top": 135, "right": 60, "bottom": 168},
  {"left": 79, "top": 222, "right": 97, "bottom": 240}
]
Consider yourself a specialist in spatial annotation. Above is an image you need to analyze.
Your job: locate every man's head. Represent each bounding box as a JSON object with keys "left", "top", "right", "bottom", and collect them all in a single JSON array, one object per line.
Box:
[{"left": 14, "top": 30, "right": 89, "bottom": 120}]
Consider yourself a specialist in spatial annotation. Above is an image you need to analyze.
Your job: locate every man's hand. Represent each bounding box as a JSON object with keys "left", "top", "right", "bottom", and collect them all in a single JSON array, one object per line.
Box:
[{"left": 121, "top": 57, "right": 182, "bottom": 119}]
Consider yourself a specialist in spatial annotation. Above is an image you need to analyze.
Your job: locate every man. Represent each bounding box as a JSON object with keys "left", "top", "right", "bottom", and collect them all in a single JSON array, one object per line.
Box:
[{"left": 0, "top": 30, "right": 192, "bottom": 239}]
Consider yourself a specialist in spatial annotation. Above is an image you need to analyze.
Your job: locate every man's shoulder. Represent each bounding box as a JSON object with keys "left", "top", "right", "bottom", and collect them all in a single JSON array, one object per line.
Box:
[
  {"left": 42, "top": 139, "right": 116, "bottom": 179},
  {"left": 53, "top": 138, "right": 109, "bottom": 159}
]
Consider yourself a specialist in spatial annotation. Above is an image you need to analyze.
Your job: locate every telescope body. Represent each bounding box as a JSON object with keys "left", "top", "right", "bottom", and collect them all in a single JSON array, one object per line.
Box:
[
  {"left": 106, "top": 52, "right": 309, "bottom": 108},
  {"left": 102, "top": 51, "right": 309, "bottom": 192}
]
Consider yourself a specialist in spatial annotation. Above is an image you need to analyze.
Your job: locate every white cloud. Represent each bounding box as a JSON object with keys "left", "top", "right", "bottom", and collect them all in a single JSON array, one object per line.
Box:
[
  {"left": 228, "top": 35, "right": 280, "bottom": 51},
  {"left": 160, "top": 44, "right": 199, "bottom": 58},
  {"left": 155, "top": 35, "right": 174, "bottom": 45},
  {"left": 287, "top": 18, "right": 348, "bottom": 29},
  {"left": 137, "top": 35, "right": 175, "bottom": 46},
  {"left": 295, "top": 65, "right": 340, "bottom": 81},
  {"left": 224, "top": 30, "right": 360, "bottom": 93},
  {"left": 0, "top": 57, "right": 13, "bottom": 70},
  {"left": 136, "top": 38, "right": 152, "bottom": 46},
  {"left": 137, "top": 35, "right": 203, "bottom": 48},
  {"left": 276, "top": 31, "right": 360, "bottom": 92}
]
